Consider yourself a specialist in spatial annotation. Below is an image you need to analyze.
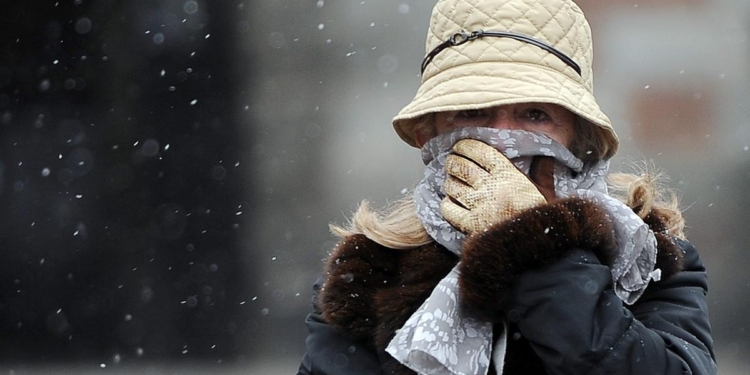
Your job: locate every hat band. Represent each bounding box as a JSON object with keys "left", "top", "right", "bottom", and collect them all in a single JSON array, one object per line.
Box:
[{"left": 420, "top": 30, "right": 582, "bottom": 76}]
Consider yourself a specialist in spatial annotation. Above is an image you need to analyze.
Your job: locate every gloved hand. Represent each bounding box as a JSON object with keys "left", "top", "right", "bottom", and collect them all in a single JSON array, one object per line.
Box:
[{"left": 440, "top": 139, "right": 555, "bottom": 233}]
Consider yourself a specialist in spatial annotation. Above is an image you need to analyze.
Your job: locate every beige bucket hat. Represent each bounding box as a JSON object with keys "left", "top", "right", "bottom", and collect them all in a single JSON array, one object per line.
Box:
[{"left": 392, "top": 0, "right": 619, "bottom": 159}]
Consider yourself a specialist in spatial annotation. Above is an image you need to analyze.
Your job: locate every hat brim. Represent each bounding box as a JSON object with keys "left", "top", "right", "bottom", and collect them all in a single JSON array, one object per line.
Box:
[{"left": 392, "top": 62, "right": 618, "bottom": 157}]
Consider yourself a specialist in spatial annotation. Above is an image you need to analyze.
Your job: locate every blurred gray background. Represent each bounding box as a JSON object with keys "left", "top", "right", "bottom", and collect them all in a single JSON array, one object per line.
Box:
[
  {"left": 250, "top": 0, "right": 750, "bottom": 373},
  {"left": 1, "top": 0, "right": 748, "bottom": 374}
]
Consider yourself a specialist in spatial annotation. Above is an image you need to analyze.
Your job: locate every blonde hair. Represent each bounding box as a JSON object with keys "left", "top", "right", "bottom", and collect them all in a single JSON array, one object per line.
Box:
[
  {"left": 607, "top": 163, "right": 685, "bottom": 239},
  {"left": 330, "top": 198, "right": 432, "bottom": 249}
]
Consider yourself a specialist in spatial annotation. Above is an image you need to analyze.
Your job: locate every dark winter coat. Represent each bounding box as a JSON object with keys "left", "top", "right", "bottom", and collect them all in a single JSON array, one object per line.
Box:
[{"left": 297, "top": 197, "right": 716, "bottom": 375}]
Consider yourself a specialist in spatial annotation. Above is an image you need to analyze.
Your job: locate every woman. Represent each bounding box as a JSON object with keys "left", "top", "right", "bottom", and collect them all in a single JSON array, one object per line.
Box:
[{"left": 298, "top": 0, "right": 716, "bottom": 374}]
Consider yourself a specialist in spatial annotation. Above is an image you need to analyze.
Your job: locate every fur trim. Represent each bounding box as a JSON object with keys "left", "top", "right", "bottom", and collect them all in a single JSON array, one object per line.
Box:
[
  {"left": 373, "top": 242, "right": 458, "bottom": 351},
  {"left": 319, "top": 234, "right": 400, "bottom": 344},
  {"left": 319, "top": 235, "right": 459, "bottom": 350},
  {"left": 643, "top": 208, "right": 684, "bottom": 279},
  {"left": 458, "top": 197, "right": 618, "bottom": 322}
]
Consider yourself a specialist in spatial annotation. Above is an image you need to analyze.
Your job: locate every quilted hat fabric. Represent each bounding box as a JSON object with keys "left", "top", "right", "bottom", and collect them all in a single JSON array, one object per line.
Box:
[{"left": 392, "top": 0, "right": 619, "bottom": 158}]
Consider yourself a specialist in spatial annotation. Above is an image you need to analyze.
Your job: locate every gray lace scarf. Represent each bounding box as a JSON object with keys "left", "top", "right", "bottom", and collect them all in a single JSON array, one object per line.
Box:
[{"left": 385, "top": 128, "right": 662, "bottom": 375}]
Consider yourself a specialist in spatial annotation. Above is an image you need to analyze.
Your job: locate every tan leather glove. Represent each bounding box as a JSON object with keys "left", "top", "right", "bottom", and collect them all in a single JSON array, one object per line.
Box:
[{"left": 440, "top": 139, "right": 555, "bottom": 234}]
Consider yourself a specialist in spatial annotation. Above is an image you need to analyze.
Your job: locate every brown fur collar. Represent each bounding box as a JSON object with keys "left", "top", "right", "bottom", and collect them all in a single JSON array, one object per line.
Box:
[
  {"left": 320, "top": 237, "right": 457, "bottom": 350},
  {"left": 319, "top": 197, "right": 684, "bottom": 374},
  {"left": 643, "top": 207, "right": 685, "bottom": 280},
  {"left": 458, "top": 197, "right": 683, "bottom": 321}
]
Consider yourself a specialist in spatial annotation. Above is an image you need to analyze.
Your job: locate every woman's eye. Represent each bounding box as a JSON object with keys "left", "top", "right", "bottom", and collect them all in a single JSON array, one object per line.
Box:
[
  {"left": 526, "top": 108, "right": 550, "bottom": 122},
  {"left": 456, "top": 109, "right": 485, "bottom": 119}
]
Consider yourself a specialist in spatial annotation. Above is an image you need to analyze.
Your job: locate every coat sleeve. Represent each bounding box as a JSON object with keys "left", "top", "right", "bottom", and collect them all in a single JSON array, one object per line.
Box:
[
  {"left": 458, "top": 197, "right": 717, "bottom": 375},
  {"left": 507, "top": 244, "right": 716, "bottom": 375},
  {"left": 297, "top": 276, "right": 383, "bottom": 375}
]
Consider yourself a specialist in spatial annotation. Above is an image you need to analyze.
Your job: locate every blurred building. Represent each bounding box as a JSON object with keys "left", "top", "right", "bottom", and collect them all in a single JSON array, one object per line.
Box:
[{"left": 0, "top": 0, "right": 253, "bottom": 370}]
